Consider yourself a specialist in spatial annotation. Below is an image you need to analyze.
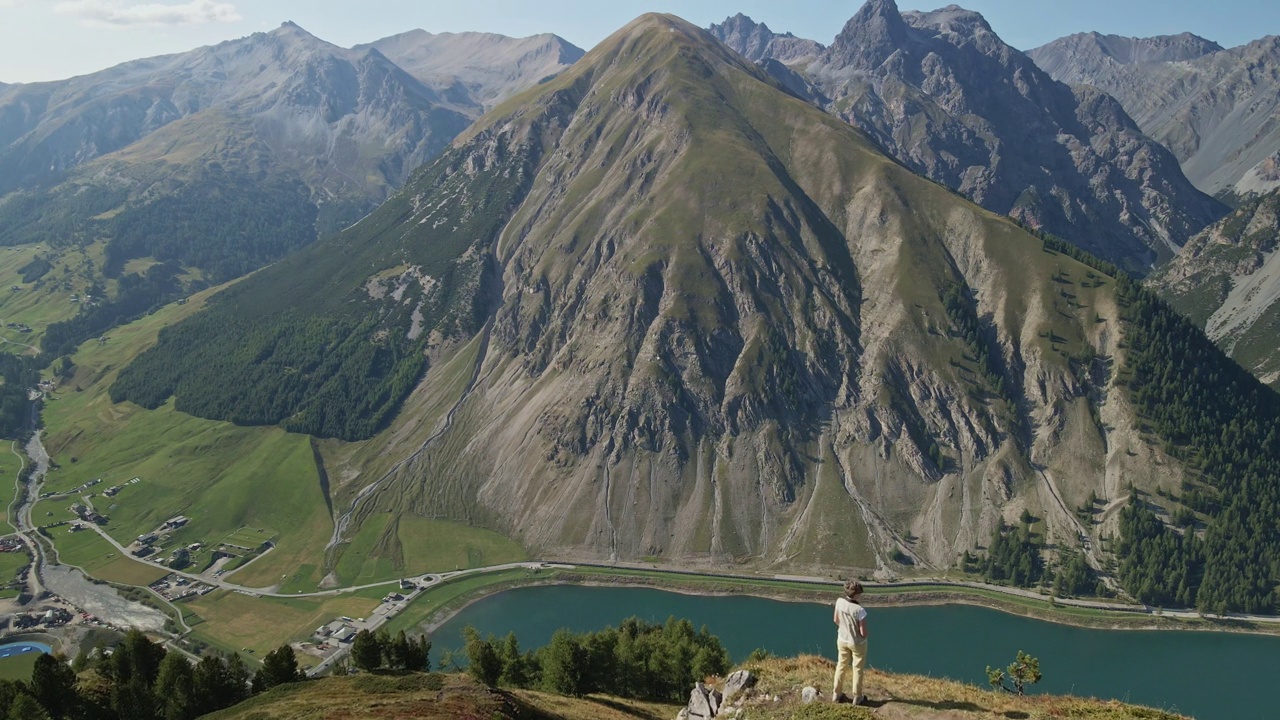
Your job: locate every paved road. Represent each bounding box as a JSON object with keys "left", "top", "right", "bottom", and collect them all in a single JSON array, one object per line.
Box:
[
  {"left": 572, "top": 559, "right": 1280, "bottom": 625},
  {"left": 305, "top": 561, "right": 552, "bottom": 677}
]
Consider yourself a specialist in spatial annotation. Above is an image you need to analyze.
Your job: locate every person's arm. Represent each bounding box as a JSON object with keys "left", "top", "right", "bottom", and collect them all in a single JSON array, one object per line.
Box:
[
  {"left": 856, "top": 617, "right": 868, "bottom": 640},
  {"left": 833, "top": 605, "right": 840, "bottom": 626}
]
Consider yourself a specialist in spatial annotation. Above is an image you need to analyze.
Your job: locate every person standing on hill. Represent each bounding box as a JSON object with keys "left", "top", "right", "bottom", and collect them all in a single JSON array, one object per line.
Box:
[{"left": 832, "top": 579, "right": 869, "bottom": 705}]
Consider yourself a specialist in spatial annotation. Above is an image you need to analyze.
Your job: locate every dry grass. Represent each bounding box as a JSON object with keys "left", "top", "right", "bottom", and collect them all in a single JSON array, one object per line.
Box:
[
  {"left": 728, "top": 656, "right": 1187, "bottom": 720},
  {"left": 191, "top": 658, "right": 1189, "bottom": 720},
  {"left": 204, "top": 672, "right": 681, "bottom": 720}
]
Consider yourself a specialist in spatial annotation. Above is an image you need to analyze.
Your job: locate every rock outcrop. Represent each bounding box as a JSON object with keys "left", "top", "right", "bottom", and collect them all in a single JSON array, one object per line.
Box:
[
  {"left": 707, "top": 14, "right": 823, "bottom": 65},
  {"left": 722, "top": 670, "right": 757, "bottom": 703},
  {"left": 709, "top": 1, "right": 1226, "bottom": 272},
  {"left": 685, "top": 682, "right": 723, "bottom": 719}
]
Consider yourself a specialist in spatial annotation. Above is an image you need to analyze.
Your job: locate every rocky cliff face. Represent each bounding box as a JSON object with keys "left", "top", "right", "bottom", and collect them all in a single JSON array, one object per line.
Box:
[
  {"left": 1149, "top": 189, "right": 1280, "bottom": 385},
  {"left": 707, "top": 14, "right": 824, "bottom": 64},
  {"left": 1029, "top": 33, "right": 1280, "bottom": 197},
  {"left": 709, "top": 1, "right": 1226, "bottom": 273}
]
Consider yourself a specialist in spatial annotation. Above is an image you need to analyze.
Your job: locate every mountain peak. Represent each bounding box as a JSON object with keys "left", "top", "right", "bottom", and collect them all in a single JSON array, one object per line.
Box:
[
  {"left": 828, "top": 0, "right": 911, "bottom": 69},
  {"left": 271, "top": 20, "right": 312, "bottom": 37},
  {"left": 707, "top": 13, "right": 824, "bottom": 65},
  {"left": 902, "top": 5, "right": 994, "bottom": 37}
]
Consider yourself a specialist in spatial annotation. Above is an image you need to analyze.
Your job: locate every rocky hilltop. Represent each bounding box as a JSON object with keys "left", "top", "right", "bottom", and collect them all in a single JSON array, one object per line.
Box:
[
  {"left": 707, "top": 1, "right": 1225, "bottom": 272},
  {"left": 1029, "top": 32, "right": 1280, "bottom": 197},
  {"left": 111, "top": 12, "right": 1254, "bottom": 586},
  {"left": 1149, "top": 189, "right": 1280, "bottom": 385}
]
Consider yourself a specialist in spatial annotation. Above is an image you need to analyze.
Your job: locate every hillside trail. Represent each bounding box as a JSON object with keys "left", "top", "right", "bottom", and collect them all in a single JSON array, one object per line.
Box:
[{"left": 0, "top": 336, "right": 39, "bottom": 354}]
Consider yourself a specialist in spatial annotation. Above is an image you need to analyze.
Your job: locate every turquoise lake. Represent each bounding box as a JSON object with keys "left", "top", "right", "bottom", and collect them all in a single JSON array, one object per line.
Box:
[{"left": 429, "top": 584, "right": 1280, "bottom": 720}]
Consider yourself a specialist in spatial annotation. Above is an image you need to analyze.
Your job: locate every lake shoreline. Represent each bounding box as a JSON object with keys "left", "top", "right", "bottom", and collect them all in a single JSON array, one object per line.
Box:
[{"left": 412, "top": 566, "right": 1279, "bottom": 640}]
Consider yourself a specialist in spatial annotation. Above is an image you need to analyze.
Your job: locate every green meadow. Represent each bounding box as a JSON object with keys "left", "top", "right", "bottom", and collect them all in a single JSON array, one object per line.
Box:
[
  {"left": 37, "top": 286, "right": 334, "bottom": 593},
  {"left": 0, "top": 243, "right": 107, "bottom": 353},
  {"left": 332, "top": 515, "right": 527, "bottom": 587},
  {"left": 181, "top": 587, "right": 386, "bottom": 660},
  {"left": 0, "top": 446, "right": 20, "bottom": 528}
]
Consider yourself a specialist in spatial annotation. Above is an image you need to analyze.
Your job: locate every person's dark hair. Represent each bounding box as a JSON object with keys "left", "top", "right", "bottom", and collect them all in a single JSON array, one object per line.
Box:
[{"left": 843, "top": 580, "right": 863, "bottom": 599}]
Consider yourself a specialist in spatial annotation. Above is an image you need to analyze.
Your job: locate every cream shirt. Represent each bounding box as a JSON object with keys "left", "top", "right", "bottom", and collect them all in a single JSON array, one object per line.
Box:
[{"left": 834, "top": 596, "right": 867, "bottom": 645}]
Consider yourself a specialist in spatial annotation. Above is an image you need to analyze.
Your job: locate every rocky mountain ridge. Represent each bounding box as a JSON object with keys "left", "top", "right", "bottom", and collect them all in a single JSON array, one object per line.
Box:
[
  {"left": 1149, "top": 189, "right": 1280, "bottom": 385},
  {"left": 0, "top": 22, "right": 581, "bottom": 279},
  {"left": 1028, "top": 32, "right": 1280, "bottom": 197},
  {"left": 707, "top": 1, "right": 1226, "bottom": 272},
  {"left": 357, "top": 30, "right": 584, "bottom": 111},
  {"left": 706, "top": 13, "right": 824, "bottom": 64}
]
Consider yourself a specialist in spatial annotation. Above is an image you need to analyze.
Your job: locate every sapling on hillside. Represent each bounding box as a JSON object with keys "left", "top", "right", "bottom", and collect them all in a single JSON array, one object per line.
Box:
[{"left": 986, "top": 651, "right": 1042, "bottom": 695}]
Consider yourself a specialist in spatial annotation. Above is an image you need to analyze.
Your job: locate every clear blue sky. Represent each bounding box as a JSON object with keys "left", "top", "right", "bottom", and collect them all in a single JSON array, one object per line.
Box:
[{"left": 1, "top": 0, "right": 1276, "bottom": 83}]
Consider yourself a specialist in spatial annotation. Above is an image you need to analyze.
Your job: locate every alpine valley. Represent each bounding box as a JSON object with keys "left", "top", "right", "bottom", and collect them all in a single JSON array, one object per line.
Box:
[
  {"left": 4, "top": 3, "right": 1280, "bottom": 694},
  {"left": 97, "top": 11, "right": 1280, "bottom": 615}
]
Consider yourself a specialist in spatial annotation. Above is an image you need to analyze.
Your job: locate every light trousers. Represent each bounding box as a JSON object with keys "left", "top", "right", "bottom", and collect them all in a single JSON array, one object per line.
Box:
[{"left": 833, "top": 640, "right": 867, "bottom": 698}]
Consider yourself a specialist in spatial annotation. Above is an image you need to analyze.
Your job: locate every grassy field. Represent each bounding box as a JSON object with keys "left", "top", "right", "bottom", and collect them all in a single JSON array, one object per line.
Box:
[
  {"left": 35, "top": 285, "right": 335, "bottom": 593},
  {"left": 205, "top": 673, "right": 682, "bottom": 720},
  {"left": 0, "top": 445, "right": 20, "bottom": 529},
  {"left": 380, "top": 567, "right": 547, "bottom": 637},
  {"left": 181, "top": 587, "right": 386, "bottom": 659},
  {"left": 0, "top": 653, "right": 37, "bottom": 682},
  {"left": 0, "top": 242, "right": 108, "bottom": 353},
  {"left": 332, "top": 515, "right": 528, "bottom": 587},
  {"left": 0, "top": 549, "right": 30, "bottom": 583},
  {"left": 44, "top": 521, "right": 170, "bottom": 586}
]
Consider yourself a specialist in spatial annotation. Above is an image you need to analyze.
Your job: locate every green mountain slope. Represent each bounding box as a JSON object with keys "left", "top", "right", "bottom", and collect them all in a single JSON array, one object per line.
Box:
[{"left": 110, "top": 15, "right": 1280, "bottom": 611}]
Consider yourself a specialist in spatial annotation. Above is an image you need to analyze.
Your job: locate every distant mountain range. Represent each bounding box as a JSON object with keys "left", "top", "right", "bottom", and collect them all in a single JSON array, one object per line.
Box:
[
  {"left": 0, "top": 22, "right": 581, "bottom": 283},
  {"left": 709, "top": 0, "right": 1226, "bottom": 273},
  {"left": 1028, "top": 31, "right": 1280, "bottom": 199},
  {"left": 356, "top": 30, "right": 584, "bottom": 110}
]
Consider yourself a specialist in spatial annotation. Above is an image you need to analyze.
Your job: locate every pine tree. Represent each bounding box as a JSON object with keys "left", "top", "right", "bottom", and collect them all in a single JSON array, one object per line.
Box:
[
  {"left": 463, "top": 627, "right": 502, "bottom": 687},
  {"left": 8, "top": 694, "right": 51, "bottom": 720},
  {"left": 350, "top": 630, "right": 383, "bottom": 673},
  {"left": 541, "top": 630, "right": 588, "bottom": 697},
  {"left": 154, "top": 652, "right": 196, "bottom": 720},
  {"left": 252, "top": 645, "right": 304, "bottom": 693},
  {"left": 29, "top": 654, "right": 77, "bottom": 719},
  {"left": 498, "top": 632, "right": 527, "bottom": 687},
  {"left": 110, "top": 629, "right": 167, "bottom": 720},
  {"left": 388, "top": 631, "right": 411, "bottom": 670}
]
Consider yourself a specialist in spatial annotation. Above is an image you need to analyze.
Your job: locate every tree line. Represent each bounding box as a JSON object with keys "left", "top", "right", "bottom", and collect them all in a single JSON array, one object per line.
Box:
[
  {"left": 108, "top": 139, "right": 534, "bottom": 441},
  {"left": 0, "top": 353, "right": 40, "bottom": 440},
  {"left": 1112, "top": 272, "right": 1280, "bottom": 614},
  {"left": 0, "top": 627, "right": 429, "bottom": 720},
  {"left": 461, "top": 617, "right": 730, "bottom": 702}
]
